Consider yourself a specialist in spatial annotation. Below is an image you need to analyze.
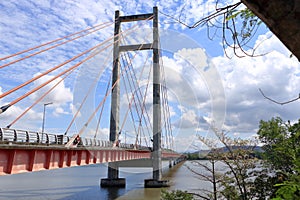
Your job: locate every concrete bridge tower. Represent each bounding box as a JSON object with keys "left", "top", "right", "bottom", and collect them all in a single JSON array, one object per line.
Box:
[{"left": 101, "top": 7, "right": 168, "bottom": 188}]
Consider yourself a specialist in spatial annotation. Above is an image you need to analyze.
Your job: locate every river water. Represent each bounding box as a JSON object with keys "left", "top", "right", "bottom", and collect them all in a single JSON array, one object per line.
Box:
[{"left": 0, "top": 161, "right": 211, "bottom": 200}]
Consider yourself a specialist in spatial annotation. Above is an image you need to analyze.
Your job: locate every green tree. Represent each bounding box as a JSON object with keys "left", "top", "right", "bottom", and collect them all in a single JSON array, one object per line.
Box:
[
  {"left": 196, "top": 127, "right": 260, "bottom": 200},
  {"left": 166, "top": 118, "right": 300, "bottom": 200},
  {"left": 164, "top": 0, "right": 300, "bottom": 60},
  {"left": 257, "top": 117, "right": 300, "bottom": 199},
  {"left": 242, "top": 0, "right": 300, "bottom": 61},
  {"left": 161, "top": 190, "right": 194, "bottom": 200},
  {"left": 258, "top": 117, "right": 295, "bottom": 173}
]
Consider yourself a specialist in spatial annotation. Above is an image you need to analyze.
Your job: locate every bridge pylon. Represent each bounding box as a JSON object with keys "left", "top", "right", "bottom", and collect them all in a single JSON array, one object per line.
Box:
[{"left": 100, "top": 7, "right": 168, "bottom": 188}]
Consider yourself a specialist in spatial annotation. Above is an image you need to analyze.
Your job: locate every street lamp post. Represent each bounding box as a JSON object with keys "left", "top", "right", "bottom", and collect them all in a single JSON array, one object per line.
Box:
[
  {"left": 125, "top": 131, "right": 126, "bottom": 144},
  {"left": 41, "top": 102, "right": 53, "bottom": 142},
  {"left": 124, "top": 131, "right": 127, "bottom": 145}
]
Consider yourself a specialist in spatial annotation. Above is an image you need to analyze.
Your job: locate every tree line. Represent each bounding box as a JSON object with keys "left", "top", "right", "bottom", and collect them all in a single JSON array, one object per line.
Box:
[{"left": 162, "top": 117, "right": 300, "bottom": 200}]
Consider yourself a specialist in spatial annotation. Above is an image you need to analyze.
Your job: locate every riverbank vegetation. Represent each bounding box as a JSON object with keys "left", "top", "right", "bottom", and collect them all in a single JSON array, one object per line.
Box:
[{"left": 161, "top": 117, "right": 300, "bottom": 200}]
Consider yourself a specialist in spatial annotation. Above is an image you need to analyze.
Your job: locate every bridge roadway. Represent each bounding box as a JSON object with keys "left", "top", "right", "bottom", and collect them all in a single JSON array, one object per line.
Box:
[{"left": 0, "top": 128, "right": 183, "bottom": 175}]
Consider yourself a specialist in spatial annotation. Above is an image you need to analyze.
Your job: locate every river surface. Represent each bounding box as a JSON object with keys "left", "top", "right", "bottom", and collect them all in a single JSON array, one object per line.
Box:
[{"left": 0, "top": 161, "right": 212, "bottom": 200}]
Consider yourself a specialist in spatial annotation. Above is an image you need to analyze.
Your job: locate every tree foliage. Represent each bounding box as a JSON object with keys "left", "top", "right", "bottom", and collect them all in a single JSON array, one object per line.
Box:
[
  {"left": 160, "top": 1, "right": 263, "bottom": 58},
  {"left": 160, "top": 189, "right": 194, "bottom": 200},
  {"left": 171, "top": 117, "right": 300, "bottom": 200},
  {"left": 258, "top": 117, "right": 300, "bottom": 199},
  {"left": 188, "top": 128, "right": 261, "bottom": 200},
  {"left": 163, "top": 0, "right": 300, "bottom": 60},
  {"left": 258, "top": 117, "right": 295, "bottom": 173},
  {"left": 241, "top": 0, "right": 300, "bottom": 61}
]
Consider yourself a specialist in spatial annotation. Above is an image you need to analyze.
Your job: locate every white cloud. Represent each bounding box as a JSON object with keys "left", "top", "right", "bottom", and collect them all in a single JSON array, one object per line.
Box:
[
  {"left": 0, "top": 71, "right": 73, "bottom": 130},
  {"left": 157, "top": 0, "right": 225, "bottom": 30},
  {"left": 0, "top": 106, "right": 42, "bottom": 131},
  {"left": 212, "top": 32, "right": 300, "bottom": 134},
  {"left": 0, "top": 86, "right": 41, "bottom": 129},
  {"left": 174, "top": 108, "right": 199, "bottom": 128},
  {"left": 82, "top": 127, "right": 109, "bottom": 139},
  {"left": 53, "top": 107, "right": 69, "bottom": 116},
  {"left": 117, "top": 46, "right": 215, "bottom": 137},
  {"left": 173, "top": 134, "right": 206, "bottom": 153},
  {"left": 70, "top": 103, "right": 81, "bottom": 117},
  {"left": 29, "top": 73, "right": 73, "bottom": 115}
]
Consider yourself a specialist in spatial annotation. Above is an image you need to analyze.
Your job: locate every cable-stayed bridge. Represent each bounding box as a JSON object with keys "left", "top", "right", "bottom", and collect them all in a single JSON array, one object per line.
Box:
[{"left": 0, "top": 7, "right": 184, "bottom": 187}]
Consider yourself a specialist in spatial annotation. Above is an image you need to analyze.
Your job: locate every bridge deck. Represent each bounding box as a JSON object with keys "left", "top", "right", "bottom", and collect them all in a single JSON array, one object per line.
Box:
[{"left": 0, "top": 128, "right": 182, "bottom": 175}]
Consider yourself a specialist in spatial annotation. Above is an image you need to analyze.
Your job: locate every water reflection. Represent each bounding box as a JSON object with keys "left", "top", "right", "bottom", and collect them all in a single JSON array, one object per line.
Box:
[
  {"left": 116, "top": 188, "right": 161, "bottom": 200},
  {"left": 0, "top": 161, "right": 208, "bottom": 200},
  {"left": 105, "top": 187, "right": 126, "bottom": 200}
]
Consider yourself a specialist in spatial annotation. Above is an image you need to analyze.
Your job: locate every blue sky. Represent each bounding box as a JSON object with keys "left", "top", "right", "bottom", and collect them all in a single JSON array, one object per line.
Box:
[{"left": 0, "top": 0, "right": 299, "bottom": 152}]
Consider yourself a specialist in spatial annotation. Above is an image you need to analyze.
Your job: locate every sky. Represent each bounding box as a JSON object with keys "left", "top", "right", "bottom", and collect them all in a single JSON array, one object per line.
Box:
[{"left": 0, "top": 0, "right": 299, "bottom": 152}]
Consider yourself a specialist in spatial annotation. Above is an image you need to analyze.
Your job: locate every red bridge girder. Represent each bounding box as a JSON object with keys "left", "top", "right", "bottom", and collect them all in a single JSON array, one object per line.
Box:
[{"left": 0, "top": 145, "right": 181, "bottom": 175}]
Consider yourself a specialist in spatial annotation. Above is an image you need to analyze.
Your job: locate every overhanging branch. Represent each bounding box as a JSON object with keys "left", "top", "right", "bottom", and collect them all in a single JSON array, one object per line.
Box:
[
  {"left": 259, "top": 88, "right": 300, "bottom": 105},
  {"left": 159, "top": 2, "right": 265, "bottom": 58}
]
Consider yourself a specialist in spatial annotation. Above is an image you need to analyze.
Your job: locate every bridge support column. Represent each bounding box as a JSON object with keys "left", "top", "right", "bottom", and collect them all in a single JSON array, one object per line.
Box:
[
  {"left": 100, "top": 162, "right": 125, "bottom": 187},
  {"left": 100, "top": 6, "right": 169, "bottom": 188},
  {"left": 144, "top": 7, "right": 169, "bottom": 188},
  {"left": 100, "top": 10, "right": 125, "bottom": 188},
  {"left": 169, "top": 160, "right": 172, "bottom": 168}
]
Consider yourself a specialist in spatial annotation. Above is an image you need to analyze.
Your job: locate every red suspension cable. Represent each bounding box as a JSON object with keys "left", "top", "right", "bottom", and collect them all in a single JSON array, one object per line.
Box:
[
  {"left": 62, "top": 15, "right": 155, "bottom": 138},
  {"left": 64, "top": 48, "right": 113, "bottom": 135},
  {"left": 0, "top": 21, "right": 112, "bottom": 62},
  {"left": 0, "top": 22, "right": 114, "bottom": 70},
  {"left": 6, "top": 69, "right": 75, "bottom": 128}
]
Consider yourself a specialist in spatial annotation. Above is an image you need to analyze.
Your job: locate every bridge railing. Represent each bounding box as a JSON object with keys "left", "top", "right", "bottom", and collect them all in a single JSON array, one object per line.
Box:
[
  {"left": 0, "top": 128, "right": 113, "bottom": 148},
  {"left": 0, "top": 127, "right": 177, "bottom": 153}
]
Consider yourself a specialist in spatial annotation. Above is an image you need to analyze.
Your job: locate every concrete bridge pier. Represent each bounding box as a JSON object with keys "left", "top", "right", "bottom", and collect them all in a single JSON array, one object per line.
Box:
[
  {"left": 100, "top": 162, "right": 125, "bottom": 187},
  {"left": 100, "top": 9, "right": 125, "bottom": 188},
  {"left": 144, "top": 153, "right": 169, "bottom": 188},
  {"left": 169, "top": 160, "right": 172, "bottom": 168},
  {"left": 144, "top": 7, "right": 169, "bottom": 188}
]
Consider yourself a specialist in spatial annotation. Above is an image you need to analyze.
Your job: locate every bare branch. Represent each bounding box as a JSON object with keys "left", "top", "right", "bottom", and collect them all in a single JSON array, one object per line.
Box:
[
  {"left": 185, "top": 164, "right": 214, "bottom": 182},
  {"left": 259, "top": 88, "right": 300, "bottom": 105},
  {"left": 159, "top": 2, "right": 242, "bottom": 29},
  {"left": 159, "top": 1, "right": 267, "bottom": 58},
  {"left": 192, "top": 160, "right": 218, "bottom": 173},
  {"left": 187, "top": 192, "right": 211, "bottom": 200}
]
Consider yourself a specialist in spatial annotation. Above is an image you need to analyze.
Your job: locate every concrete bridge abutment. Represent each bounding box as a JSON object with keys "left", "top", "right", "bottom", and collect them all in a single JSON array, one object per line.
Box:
[{"left": 100, "top": 162, "right": 126, "bottom": 187}]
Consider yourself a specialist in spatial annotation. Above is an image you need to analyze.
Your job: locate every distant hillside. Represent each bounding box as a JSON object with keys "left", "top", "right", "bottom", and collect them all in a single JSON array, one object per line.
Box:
[{"left": 185, "top": 146, "right": 263, "bottom": 160}]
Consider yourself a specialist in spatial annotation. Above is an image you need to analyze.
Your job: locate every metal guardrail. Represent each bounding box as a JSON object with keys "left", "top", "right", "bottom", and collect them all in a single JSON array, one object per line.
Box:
[
  {"left": 0, "top": 127, "right": 176, "bottom": 152},
  {"left": 0, "top": 127, "right": 115, "bottom": 148}
]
